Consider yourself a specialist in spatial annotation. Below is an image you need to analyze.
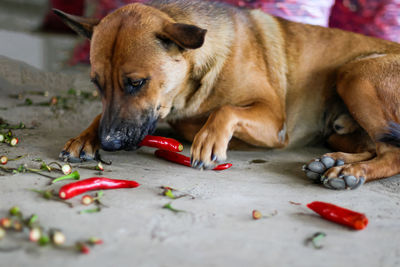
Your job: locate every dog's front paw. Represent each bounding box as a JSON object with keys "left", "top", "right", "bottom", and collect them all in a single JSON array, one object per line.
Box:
[
  {"left": 59, "top": 133, "right": 99, "bottom": 163},
  {"left": 190, "top": 126, "right": 231, "bottom": 169}
]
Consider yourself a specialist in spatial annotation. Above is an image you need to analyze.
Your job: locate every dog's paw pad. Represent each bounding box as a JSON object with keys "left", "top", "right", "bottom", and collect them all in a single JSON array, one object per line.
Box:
[
  {"left": 307, "top": 161, "right": 326, "bottom": 173},
  {"left": 322, "top": 175, "right": 365, "bottom": 190},
  {"left": 321, "top": 156, "right": 335, "bottom": 169},
  {"left": 303, "top": 156, "right": 347, "bottom": 183},
  {"left": 305, "top": 170, "right": 321, "bottom": 181}
]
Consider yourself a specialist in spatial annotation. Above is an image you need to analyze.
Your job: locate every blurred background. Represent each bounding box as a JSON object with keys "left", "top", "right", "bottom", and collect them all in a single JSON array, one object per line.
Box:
[{"left": 0, "top": 0, "right": 399, "bottom": 72}]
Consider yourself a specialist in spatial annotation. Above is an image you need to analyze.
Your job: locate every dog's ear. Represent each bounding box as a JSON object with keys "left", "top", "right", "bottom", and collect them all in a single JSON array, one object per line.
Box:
[
  {"left": 53, "top": 9, "right": 100, "bottom": 39},
  {"left": 163, "top": 23, "right": 207, "bottom": 49}
]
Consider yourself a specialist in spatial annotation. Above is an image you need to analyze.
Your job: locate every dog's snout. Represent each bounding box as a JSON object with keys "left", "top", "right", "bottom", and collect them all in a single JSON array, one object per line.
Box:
[{"left": 100, "top": 134, "right": 123, "bottom": 151}]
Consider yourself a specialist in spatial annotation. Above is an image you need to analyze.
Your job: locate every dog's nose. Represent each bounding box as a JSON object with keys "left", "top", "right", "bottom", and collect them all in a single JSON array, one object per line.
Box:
[{"left": 100, "top": 135, "right": 123, "bottom": 151}]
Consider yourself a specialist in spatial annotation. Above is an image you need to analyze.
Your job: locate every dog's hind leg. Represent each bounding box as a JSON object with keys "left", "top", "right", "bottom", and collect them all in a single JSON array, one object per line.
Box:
[
  {"left": 59, "top": 114, "right": 101, "bottom": 163},
  {"left": 307, "top": 55, "right": 400, "bottom": 190}
]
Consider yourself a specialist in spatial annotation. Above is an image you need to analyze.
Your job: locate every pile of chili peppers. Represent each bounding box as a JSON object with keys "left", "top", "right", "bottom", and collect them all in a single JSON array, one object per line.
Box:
[{"left": 140, "top": 135, "right": 232, "bottom": 171}]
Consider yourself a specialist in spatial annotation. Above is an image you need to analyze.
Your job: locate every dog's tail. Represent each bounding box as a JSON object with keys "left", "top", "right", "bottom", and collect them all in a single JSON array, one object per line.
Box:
[{"left": 378, "top": 121, "right": 400, "bottom": 147}]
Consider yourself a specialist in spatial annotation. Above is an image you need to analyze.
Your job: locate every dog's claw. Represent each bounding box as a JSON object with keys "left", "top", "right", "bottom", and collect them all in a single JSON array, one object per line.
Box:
[
  {"left": 79, "top": 150, "right": 96, "bottom": 162},
  {"left": 196, "top": 160, "right": 204, "bottom": 169},
  {"left": 59, "top": 148, "right": 97, "bottom": 163},
  {"left": 192, "top": 160, "right": 198, "bottom": 168}
]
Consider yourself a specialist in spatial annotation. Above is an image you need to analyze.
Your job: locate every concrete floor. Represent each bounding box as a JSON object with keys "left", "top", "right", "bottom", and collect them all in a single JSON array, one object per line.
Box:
[{"left": 1, "top": 55, "right": 400, "bottom": 267}]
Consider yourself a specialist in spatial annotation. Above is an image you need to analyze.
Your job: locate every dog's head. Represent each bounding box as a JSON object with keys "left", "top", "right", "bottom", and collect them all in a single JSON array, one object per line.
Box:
[{"left": 54, "top": 4, "right": 206, "bottom": 151}]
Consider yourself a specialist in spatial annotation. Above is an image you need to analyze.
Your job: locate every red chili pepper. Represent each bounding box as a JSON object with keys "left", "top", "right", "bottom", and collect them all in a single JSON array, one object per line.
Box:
[
  {"left": 307, "top": 201, "right": 368, "bottom": 230},
  {"left": 139, "top": 135, "right": 183, "bottom": 152},
  {"left": 154, "top": 150, "right": 232, "bottom": 171},
  {"left": 59, "top": 177, "right": 140, "bottom": 199}
]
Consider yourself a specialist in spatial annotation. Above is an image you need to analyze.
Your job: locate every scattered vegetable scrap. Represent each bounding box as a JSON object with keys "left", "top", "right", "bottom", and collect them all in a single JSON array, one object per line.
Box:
[
  {"left": 78, "top": 162, "right": 107, "bottom": 172},
  {"left": 0, "top": 130, "right": 20, "bottom": 147},
  {"left": 160, "top": 186, "right": 195, "bottom": 199},
  {"left": 307, "top": 201, "right": 368, "bottom": 230},
  {"left": 252, "top": 210, "right": 262, "bottom": 220},
  {"left": 62, "top": 164, "right": 72, "bottom": 175},
  {"left": 50, "top": 229, "right": 66, "bottom": 246},
  {"left": 140, "top": 135, "right": 183, "bottom": 152},
  {"left": 96, "top": 162, "right": 104, "bottom": 171},
  {"left": 0, "top": 218, "right": 11, "bottom": 228},
  {"left": 0, "top": 155, "right": 26, "bottom": 166},
  {"left": 0, "top": 206, "right": 102, "bottom": 254},
  {"left": 0, "top": 156, "right": 7, "bottom": 165},
  {"left": 155, "top": 150, "right": 232, "bottom": 171},
  {"left": 79, "top": 191, "right": 106, "bottom": 214},
  {"left": 0, "top": 121, "right": 26, "bottom": 130},
  {"left": 29, "top": 189, "right": 73, "bottom": 207},
  {"left": 10, "top": 137, "right": 18, "bottom": 147},
  {"left": 14, "top": 88, "right": 100, "bottom": 111},
  {"left": 289, "top": 201, "right": 302, "bottom": 206},
  {"left": 305, "top": 232, "right": 326, "bottom": 249},
  {"left": 162, "top": 202, "right": 185, "bottom": 213},
  {"left": 81, "top": 195, "right": 94, "bottom": 206},
  {"left": 251, "top": 210, "right": 278, "bottom": 220},
  {"left": 79, "top": 207, "right": 101, "bottom": 214},
  {"left": 52, "top": 171, "right": 80, "bottom": 184},
  {"left": 59, "top": 177, "right": 140, "bottom": 199}
]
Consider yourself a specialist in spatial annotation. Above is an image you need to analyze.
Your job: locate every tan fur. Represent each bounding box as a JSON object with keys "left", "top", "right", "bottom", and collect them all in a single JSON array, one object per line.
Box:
[{"left": 57, "top": 0, "right": 400, "bottom": 185}]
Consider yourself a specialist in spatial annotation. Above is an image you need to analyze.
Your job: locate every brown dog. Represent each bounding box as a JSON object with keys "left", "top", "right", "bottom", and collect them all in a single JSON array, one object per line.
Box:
[{"left": 54, "top": 0, "right": 400, "bottom": 190}]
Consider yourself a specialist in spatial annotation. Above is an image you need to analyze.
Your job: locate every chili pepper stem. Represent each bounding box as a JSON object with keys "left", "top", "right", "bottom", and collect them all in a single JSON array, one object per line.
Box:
[
  {"left": 162, "top": 202, "right": 185, "bottom": 213},
  {"left": 52, "top": 171, "right": 80, "bottom": 184}
]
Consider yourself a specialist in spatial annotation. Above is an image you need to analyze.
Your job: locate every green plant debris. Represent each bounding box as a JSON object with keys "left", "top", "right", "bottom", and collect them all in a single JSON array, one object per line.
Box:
[
  {"left": 51, "top": 171, "right": 80, "bottom": 184},
  {"left": 162, "top": 202, "right": 185, "bottom": 213},
  {"left": 0, "top": 122, "right": 26, "bottom": 130},
  {"left": 79, "top": 207, "right": 101, "bottom": 214},
  {"left": 0, "top": 206, "right": 102, "bottom": 254},
  {"left": 160, "top": 186, "right": 195, "bottom": 199},
  {"left": 29, "top": 189, "right": 73, "bottom": 208},
  {"left": 305, "top": 232, "right": 326, "bottom": 249}
]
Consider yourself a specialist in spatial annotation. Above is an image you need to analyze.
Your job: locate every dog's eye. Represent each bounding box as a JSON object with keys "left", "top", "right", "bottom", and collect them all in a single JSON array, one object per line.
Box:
[
  {"left": 91, "top": 78, "right": 103, "bottom": 93},
  {"left": 125, "top": 78, "right": 147, "bottom": 95}
]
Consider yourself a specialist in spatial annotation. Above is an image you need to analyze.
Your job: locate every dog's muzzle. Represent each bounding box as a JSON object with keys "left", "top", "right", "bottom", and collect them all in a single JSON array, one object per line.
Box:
[{"left": 99, "top": 111, "right": 158, "bottom": 151}]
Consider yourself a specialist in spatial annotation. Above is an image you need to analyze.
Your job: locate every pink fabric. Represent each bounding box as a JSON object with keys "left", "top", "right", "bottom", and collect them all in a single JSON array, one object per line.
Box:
[
  {"left": 220, "top": 0, "right": 334, "bottom": 26},
  {"left": 330, "top": 0, "right": 400, "bottom": 43},
  {"left": 70, "top": 0, "right": 400, "bottom": 65}
]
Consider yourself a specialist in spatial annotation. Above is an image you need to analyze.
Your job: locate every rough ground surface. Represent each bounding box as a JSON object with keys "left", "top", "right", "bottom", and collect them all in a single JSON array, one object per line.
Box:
[{"left": 0, "top": 56, "right": 400, "bottom": 267}]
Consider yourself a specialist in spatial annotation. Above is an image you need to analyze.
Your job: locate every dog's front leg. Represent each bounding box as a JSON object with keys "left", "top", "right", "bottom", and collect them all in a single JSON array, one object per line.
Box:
[
  {"left": 59, "top": 114, "right": 101, "bottom": 163},
  {"left": 190, "top": 102, "right": 287, "bottom": 168}
]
